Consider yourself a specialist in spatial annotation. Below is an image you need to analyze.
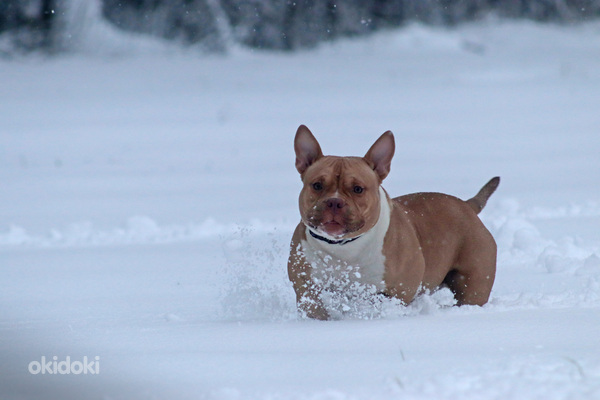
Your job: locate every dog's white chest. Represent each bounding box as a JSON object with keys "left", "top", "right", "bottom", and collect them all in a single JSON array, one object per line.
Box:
[{"left": 301, "top": 187, "right": 390, "bottom": 292}]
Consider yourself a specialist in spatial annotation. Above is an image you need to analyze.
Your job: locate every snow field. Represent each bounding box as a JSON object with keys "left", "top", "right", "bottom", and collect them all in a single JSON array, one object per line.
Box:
[
  {"left": 1, "top": 198, "right": 598, "bottom": 399},
  {"left": 1, "top": 19, "right": 600, "bottom": 400}
]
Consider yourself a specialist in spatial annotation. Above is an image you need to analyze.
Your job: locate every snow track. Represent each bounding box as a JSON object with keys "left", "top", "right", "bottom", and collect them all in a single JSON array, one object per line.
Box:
[
  {"left": 0, "top": 216, "right": 290, "bottom": 248},
  {"left": 3, "top": 200, "right": 598, "bottom": 317}
]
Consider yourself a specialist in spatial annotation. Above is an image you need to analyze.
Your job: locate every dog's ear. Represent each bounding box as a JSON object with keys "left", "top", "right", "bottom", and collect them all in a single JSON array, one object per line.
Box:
[
  {"left": 294, "top": 125, "right": 323, "bottom": 175},
  {"left": 364, "top": 131, "right": 395, "bottom": 181}
]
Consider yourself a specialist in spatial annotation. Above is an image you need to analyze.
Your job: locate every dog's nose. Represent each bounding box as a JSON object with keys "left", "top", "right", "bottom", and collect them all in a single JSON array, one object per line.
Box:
[{"left": 326, "top": 198, "right": 345, "bottom": 209}]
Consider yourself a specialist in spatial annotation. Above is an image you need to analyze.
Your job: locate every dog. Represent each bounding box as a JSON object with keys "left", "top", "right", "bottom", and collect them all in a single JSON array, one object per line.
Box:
[{"left": 288, "top": 125, "right": 499, "bottom": 320}]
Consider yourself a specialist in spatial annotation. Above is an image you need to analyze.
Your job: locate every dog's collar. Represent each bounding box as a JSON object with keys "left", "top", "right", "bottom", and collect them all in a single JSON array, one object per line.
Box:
[{"left": 308, "top": 228, "right": 362, "bottom": 245}]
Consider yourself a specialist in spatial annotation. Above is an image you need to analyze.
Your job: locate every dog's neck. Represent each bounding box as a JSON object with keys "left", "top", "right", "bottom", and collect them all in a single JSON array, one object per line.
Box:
[{"left": 308, "top": 229, "right": 362, "bottom": 245}]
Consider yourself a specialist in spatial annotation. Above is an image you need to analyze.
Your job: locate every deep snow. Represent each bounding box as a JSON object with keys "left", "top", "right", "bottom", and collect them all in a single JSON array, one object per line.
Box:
[{"left": 1, "top": 20, "right": 600, "bottom": 399}]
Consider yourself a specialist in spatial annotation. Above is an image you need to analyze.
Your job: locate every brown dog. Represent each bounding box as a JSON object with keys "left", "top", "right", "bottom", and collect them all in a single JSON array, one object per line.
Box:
[{"left": 288, "top": 125, "right": 499, "bottom": 320}]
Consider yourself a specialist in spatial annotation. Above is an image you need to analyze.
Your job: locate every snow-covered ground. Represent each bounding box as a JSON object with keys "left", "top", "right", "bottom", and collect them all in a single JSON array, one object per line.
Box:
[{"left": 1, "top": 20, "right": 600, "bottom": 399}]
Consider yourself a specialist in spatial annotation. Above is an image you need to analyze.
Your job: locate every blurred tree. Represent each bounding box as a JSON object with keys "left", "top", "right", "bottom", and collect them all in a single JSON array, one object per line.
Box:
[
  {"left": 0, "top": 0, "right": 57, "bottom": 52},
  {"left": 101, "top": 0, "right": 225, "bottom": 51},
  {"left": 219, "top": 0, "right": 288, "bottom": 49},
  {"left": 1, "top": 0, "right": 600, "bottom": 54}
]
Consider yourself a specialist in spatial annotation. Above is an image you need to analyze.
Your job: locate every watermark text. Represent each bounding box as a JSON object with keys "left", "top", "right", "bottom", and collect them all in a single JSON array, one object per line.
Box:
[{"left": 28, "top": 356, "right": 100, "bottom": 375}]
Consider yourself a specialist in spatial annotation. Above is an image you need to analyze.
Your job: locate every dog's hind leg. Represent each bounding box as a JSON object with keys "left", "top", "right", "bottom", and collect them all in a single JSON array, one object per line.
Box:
[{"left": 444, "top": 229, "right": 497, "bottom": 306}]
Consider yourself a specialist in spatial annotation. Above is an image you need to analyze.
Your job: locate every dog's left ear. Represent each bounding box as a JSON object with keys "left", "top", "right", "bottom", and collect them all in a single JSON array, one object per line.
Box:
[{"left": 364, "top": 131, "right": 395, "bottom": 181}]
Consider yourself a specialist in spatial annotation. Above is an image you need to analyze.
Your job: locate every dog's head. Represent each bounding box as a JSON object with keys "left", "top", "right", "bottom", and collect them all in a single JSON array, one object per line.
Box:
[{"left": 294, "top": 125, "right": 395, "bottom": 240}]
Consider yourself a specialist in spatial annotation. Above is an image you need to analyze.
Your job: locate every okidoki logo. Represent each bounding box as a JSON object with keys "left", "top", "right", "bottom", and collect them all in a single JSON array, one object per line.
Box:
[{"left": 28, "top": 356, "right": 100, "bottom": 375}]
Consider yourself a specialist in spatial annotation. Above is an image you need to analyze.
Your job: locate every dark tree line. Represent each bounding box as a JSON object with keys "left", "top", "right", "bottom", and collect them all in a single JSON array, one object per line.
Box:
[{"left": 2, "top": 0, "right": 600, "bottom": 53}]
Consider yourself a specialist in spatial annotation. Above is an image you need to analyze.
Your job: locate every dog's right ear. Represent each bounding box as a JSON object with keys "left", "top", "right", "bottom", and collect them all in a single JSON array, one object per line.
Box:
[{"left": 294, "top": 125, "right": 323, "bottom": 175}]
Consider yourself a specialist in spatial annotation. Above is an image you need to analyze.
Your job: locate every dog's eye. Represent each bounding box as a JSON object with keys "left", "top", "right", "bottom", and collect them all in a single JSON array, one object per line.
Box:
[
  {"left": 312, "top": 182, "right": 323, "bottom": 191},
  {"left": 353, "top": 186, "right": 364, "bottom": 194}
]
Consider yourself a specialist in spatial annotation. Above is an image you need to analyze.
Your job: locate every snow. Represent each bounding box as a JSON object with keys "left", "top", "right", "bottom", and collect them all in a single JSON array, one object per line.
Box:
[{"left": 1, "top": 20, "right": 600, "bottom": 399}]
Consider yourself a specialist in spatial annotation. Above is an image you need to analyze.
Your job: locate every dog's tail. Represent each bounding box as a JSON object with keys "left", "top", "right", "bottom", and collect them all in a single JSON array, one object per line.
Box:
[{"left": 466, "top": 177, "right": 500, "bottom": 214}]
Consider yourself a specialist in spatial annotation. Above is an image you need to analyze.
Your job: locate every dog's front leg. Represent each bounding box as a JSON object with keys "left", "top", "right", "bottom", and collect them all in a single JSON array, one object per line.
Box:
[
  {"left": 296, "top": 283, "right": 328, "bottom": 320},
  {"left": 288, "top": 237, "right": 329, "bottom": 320}
]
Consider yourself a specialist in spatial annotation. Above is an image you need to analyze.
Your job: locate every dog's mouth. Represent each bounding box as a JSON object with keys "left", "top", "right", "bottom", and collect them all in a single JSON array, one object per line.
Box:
[
  {"left": 306, "top": 217, "right": 364, "bottom": 240},
  {"left": 304, "top": 203, "right": 365, "bottom": 240},
  {"left": 320, "top": 220, "right": 346, "bottom": 237}
]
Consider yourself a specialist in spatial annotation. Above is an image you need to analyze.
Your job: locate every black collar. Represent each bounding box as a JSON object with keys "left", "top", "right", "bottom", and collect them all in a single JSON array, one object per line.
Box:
[{"left": 309, "top": 229, "right": 361, "bottom": 245}]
